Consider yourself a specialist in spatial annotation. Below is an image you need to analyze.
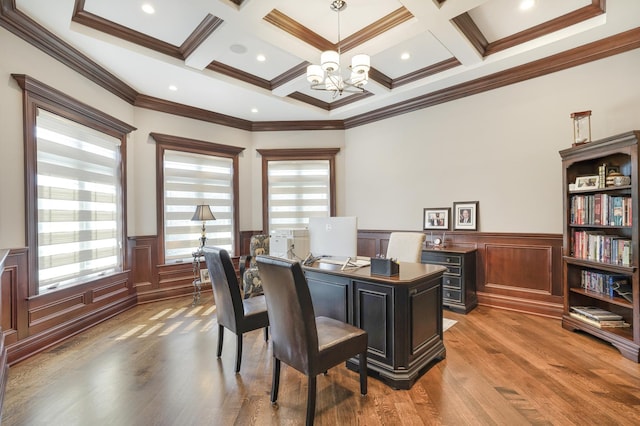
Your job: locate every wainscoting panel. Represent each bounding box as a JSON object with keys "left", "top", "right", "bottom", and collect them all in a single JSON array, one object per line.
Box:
[
  {"left": 357, "top": 230, "right": 563, "bottom": 318},
  {"left": 485, "top": 244, "right": 553, "bottom": 294},
  {"left": 0, "top": 230, "right": 563, "bottom": 367}
]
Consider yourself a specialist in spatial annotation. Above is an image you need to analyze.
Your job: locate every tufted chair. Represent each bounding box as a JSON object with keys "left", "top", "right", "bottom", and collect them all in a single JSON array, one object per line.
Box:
[
  {"left": 240, "top": 234, "right": 270, "bottom": 298},
  {"left": 203, "top": 246, "right": 269, "bottom": 373},
  {"left": 256, "top": 255, "right": 368, "bottom": 426}
]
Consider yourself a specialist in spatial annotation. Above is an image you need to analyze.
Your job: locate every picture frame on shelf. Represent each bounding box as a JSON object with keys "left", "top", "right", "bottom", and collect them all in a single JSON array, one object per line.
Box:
[
  {"left": 575, "top": 175, "right": 599, "bottom": 190},
  {"left": 453, "top": 201, "right": 478, "bottom": 231},
  {"left": 423, "top": 207, "right": 450, "bottom": 230},
  {"left": 200, "top": 268, "right": 211, "bottom": 284}
]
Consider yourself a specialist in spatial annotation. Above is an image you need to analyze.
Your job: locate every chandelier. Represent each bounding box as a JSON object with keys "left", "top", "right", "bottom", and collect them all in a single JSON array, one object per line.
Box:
[{"left": 306, "top": 0, "right": 370, "bottom": 97}]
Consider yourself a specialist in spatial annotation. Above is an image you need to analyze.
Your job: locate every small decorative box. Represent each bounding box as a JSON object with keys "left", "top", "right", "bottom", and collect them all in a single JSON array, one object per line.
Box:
[{"left": 370, "top": 257, "right": 400, "bottom": 276}]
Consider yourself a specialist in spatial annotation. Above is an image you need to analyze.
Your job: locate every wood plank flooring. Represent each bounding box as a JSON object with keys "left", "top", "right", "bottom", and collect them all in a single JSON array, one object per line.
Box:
[{"left": 3, "top": 295, "right": 640, "bottom": 425}]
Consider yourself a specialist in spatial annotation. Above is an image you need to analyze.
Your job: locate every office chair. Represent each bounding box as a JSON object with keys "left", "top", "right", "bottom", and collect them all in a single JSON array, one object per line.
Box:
[
  {"left": 256, "top": 255, "right": 368, "bottom": 426},
  {"left": 240, "top": 234, "right": 270, "bottom": 298},
  {"left": 386, "top": 232, "right": 426, "bottom": 262},
  {"left": 203, "top": 247, "right": 269, "bottom": 373}
]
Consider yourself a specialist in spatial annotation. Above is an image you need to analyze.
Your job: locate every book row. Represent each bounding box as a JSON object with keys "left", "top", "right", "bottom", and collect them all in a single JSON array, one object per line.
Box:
[
  {"left": 571, "top": 230, "right": 632, "bottom": 266},
  {"left": 580, "top": 270, "right": 629, "bottom": 298},
  {"left": 570, "top": 194, "right": 632, "bottom": 226}
]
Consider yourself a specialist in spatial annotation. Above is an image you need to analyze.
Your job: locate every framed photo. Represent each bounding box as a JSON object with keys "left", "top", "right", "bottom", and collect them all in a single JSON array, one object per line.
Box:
[
  {"left": 200, "top": 268, "right": 211, "bottom": 284},
  {"left": 575, "top": 175, "right": 599, "bottom": 190},
  {"left": 453, "top": 201, "right": 479, "bottom": 231},
  {"left": 423, "top": 207, "right": 450, "bottom": 230}
]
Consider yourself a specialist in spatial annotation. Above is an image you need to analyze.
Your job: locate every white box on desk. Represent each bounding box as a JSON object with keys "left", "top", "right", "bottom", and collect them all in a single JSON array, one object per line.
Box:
[{"left": 270, "top": 229, "right": 309, "bottom": 260}]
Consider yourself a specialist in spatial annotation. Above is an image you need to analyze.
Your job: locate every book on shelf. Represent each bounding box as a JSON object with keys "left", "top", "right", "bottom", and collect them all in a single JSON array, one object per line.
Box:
[
  {"left": 568, "top": 312, "right": 630, "bottom": 328},
  {"left": 570, "top": 306, "right": 624, "bottom": 321}
]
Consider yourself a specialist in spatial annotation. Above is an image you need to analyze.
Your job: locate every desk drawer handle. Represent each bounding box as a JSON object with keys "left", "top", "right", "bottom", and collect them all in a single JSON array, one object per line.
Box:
[{"left": 446, "top": 257, "right": 452, "bottom": 263}]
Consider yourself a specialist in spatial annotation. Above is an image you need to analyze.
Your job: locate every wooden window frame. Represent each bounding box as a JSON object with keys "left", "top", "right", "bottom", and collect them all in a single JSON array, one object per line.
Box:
[
  {"left": 152, "top": 133, "right": 244, "bottom": 261},
  {"left": 13, "top": 74, "right": 135, "bottom": 295},
  {"left": 257, "top": 148, "right": 340, "bottom": 233}
]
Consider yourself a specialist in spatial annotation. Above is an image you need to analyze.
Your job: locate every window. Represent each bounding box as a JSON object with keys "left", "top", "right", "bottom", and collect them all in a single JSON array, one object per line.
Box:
[
  {"left": 153, "top": 133, "right": 244, "bottom": 263},
  {"left": 14, "top": 74, "right": 134, "bottom": 294},
  {"left": 257, "top": 148, "right": 339, "bottom": 234}
]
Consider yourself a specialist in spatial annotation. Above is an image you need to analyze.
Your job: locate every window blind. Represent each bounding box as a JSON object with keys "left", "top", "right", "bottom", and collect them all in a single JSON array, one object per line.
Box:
[
  {"left": 163, "top": 150, "right": 234, "bottom": 263},
  {"left": 267, "top": 160, "right": 330, "bottom": 233},
  {"left": 36, "top": 108, "right": 123, "bottom": 290}
]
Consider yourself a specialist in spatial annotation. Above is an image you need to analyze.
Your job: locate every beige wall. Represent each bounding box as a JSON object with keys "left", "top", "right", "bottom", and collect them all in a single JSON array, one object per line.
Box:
[
  {"left": 2, "top": 25, "right": 640, "bottom": 249},
  {"left": 344, "top": 49, "right": 640, "bottom": 233}
]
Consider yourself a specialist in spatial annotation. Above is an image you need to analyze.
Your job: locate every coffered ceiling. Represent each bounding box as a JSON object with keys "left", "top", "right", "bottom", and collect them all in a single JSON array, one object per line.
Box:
[{"left": 3, "top": 0, "right": 640, "bottom": 130}]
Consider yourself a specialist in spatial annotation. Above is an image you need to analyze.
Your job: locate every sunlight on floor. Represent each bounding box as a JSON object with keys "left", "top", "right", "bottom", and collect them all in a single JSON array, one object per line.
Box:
[{"left": 115, "top": 303, "right": 217, "bottom": 340}]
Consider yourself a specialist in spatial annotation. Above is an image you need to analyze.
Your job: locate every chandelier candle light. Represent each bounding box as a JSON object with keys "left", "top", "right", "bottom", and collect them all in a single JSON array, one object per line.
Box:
[
  {"left": 192, "top": 204, "right": 216, "bottom": 249},
  {"left": 306, "top": 0, "right": 370, "bottom": 97}
]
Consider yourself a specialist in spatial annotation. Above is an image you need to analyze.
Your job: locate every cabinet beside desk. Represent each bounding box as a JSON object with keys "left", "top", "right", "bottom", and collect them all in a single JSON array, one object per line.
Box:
[
  {"left": 303, "top": 261, "right": 446, "bottom": 390},
  {"left": 422, "top": 247, "right": 478, "bottom": 314}
]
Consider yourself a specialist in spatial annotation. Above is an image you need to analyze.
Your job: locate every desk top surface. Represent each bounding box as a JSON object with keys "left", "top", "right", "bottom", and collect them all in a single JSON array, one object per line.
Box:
[{"left": 304, "top": 261, "right": 446, "bottom": 285}]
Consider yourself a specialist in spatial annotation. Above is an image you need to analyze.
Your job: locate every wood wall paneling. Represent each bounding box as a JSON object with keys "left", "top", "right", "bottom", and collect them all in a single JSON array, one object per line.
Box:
[
  {"left": 0, "top": 230, "right": 563, "bottom": 368},
  {"left": 357, "top": 230, "right": 563, "bottom": 318},
  {"left": 0, "top": 249, "right": 9, "bottom": 416}
]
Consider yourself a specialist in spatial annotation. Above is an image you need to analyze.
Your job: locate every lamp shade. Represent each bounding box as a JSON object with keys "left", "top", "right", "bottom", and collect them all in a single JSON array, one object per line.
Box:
[
  {"left": 191, "top": 204, "right": 215, "bottom": 221},
  {"left": 351, "top": 54, "right": 370, "bottom": 75},
  {"left": 320, "top": 50, "right": 340, "bottom": 72},
  {"left": 306, "top": 64, "right": 324, "bottom": 84}
]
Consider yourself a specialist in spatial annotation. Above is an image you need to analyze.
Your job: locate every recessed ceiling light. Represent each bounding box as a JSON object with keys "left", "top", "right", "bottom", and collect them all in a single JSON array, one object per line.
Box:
[
  {"left": 519, "top": 0, "right": 535, "bottom": 11},
  {"left": 141, "top": 3, "right": 155, "bottom": 14},
  {"left": 401, "top": 52, "right": 411, "bottom": 60},
  {"left": 168, "top": 85, "right": 177, "bottom": 91},
  {"left": 251, "top": 108, "right": 259, "bottom": 113},
  {"left": 256, "top": 54, "right": 266, "bottom": 62}
]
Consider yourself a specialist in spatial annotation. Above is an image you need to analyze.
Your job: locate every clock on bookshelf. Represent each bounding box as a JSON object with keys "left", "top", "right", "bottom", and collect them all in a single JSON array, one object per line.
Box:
[{"left": 560, "top": 130, "right": 640, "bottom": 362}]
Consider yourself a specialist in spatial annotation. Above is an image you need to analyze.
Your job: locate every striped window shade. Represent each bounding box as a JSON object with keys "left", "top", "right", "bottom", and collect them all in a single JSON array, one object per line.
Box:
[
  {"left": 163, "top": 150, "right": 234, "bottom": 263},
  {"left": 35, "top": 108, "right": 123, "bottom": 291},
  {"left": 267, "top": 160, "right": 330, "bottom": 233}
]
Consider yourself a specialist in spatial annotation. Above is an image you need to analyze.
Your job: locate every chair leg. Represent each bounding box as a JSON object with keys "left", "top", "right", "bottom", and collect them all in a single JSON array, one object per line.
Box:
[
  {"left": 217, "top": 324, "right": 224, "bottom": 358},
  {"left": 235, "top": 333, "right": 243, "bottom": 373},
  {"left": 359, "top": 351, "right": 368, "bottom": 396},
  {"left": 271, "top": 358, "right": 281, "bottom": 403},
  {"left": 306, "top": 375, "right": 317, "bottom": 426},
  {"left": 264, "top": 326, "right": 269, "bottom": 341}
]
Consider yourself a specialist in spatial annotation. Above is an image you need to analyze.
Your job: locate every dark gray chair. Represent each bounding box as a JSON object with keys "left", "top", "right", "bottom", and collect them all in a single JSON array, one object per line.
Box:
[
  {"left": 256, "top": 255, "right": 368, "bottom": 426},
  {"left": 202, "top": 247, "right": 269, "bottom": 373}
]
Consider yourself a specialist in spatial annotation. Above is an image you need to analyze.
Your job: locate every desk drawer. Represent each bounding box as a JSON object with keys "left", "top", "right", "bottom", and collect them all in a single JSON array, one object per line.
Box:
[
  {"left": 443, "top": 288, "right": 462, "bottom": 303},
  {"left": 442, "top": 275, "right": 461, "bottom": 289},
  {"left": 444, "top": 266, "right": 461, "bottom": 276},
  {"left": 422, "top": 252, "right": 462, "bottom": 266}
]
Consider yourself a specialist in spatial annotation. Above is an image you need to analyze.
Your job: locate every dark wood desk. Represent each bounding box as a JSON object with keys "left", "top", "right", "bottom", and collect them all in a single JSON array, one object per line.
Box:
[{"left": 303, "top": 261, "right": 447, "bottom": 390}]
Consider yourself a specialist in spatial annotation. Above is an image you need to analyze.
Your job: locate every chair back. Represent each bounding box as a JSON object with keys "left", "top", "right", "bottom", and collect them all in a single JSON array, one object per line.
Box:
[
  {"left": 203, "top": 247, "right": 245, "bottom": 331},
  {"left": 386, "top": 232, "right": 426, "bottom": 263},
  {"left": 256, "top": 255, "right": 318, "bottom": 375}
]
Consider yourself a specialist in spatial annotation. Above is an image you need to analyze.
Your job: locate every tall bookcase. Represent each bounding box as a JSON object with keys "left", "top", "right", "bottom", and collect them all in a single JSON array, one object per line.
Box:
[{"left": 560, "top": 131, "right": 640, "bottom": 362}]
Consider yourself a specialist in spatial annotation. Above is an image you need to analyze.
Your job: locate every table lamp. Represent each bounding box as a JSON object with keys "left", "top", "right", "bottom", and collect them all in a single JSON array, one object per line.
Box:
[{"left": 192, "top": 204, "right": 215, "bottom": 248}]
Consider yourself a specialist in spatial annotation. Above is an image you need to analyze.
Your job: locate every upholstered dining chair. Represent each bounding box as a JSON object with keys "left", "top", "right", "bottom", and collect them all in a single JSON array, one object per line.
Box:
[
  {"left": 240, "top": 234, "right": 270, "bottom": 298},
  {"left": 203, "top": 246, "right": 269, "bottom": 373},
  {"left": 386, "top": 232, "right": 426, "bottom": 263},
  {"left": 256, "top": 255, "right": 368, "bottom": 426}
]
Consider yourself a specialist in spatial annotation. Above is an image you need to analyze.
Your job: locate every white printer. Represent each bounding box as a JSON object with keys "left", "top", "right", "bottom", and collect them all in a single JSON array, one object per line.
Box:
[{"left": 270, "top": 228, "right": 309, "bottom": 260}]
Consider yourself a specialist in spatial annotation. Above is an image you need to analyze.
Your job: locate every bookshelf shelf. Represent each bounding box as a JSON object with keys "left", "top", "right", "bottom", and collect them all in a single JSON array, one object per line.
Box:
[
  {"left": 569, "top": 288, "right": 633, "bottom": 309},
  {"left": 563, "top": 256, "right": 636, "bottom": 274},
  {"left": 560, "top": 131, "right": 640, "bottom": 362}
]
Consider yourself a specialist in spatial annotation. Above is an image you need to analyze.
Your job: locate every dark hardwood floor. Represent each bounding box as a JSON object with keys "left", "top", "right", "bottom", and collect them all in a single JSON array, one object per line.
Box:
[{"left": 3, "top": 294, "right": 640, "bottom": 425}]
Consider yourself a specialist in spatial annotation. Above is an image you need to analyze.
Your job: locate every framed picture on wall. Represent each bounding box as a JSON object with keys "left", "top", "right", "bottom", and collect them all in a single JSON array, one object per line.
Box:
[
  {"left": 453, "top": 201, "right": 479, "bottom": 231},
  {"left": 423, "top": 207, "right": 450, "bottom": 230}
]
